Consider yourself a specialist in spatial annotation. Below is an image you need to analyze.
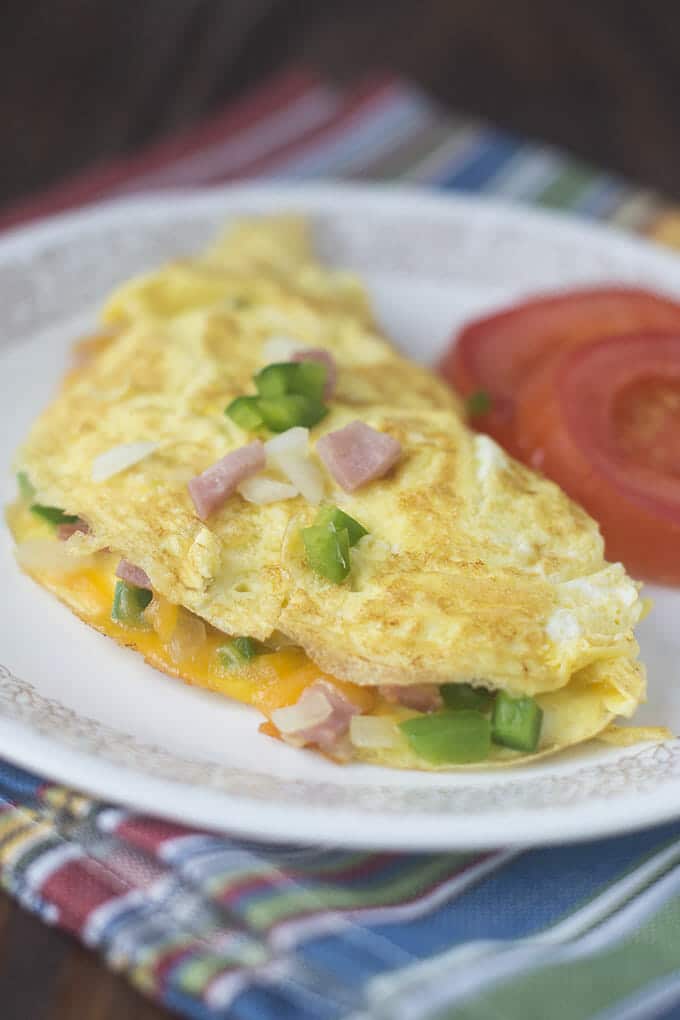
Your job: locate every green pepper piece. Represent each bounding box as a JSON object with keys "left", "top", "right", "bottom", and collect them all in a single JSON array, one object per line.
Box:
[
  {"left": 258, "top": 394, "right": 328, "bottom": 432},
  {"left": 466, "top": 390, "right": 492, "bottom": 417},
  {"left": 491, "top": 691, "right": 543, "bottom": 752},
  {"left": 441, "top": 682, "right": 494, "bottom": 713},
  {"left": 399, "top": 710, "right": 491, "bottom": 764},
  {"left": 314, "top": 505, "right": 368, "bottom": 547},
  {"left": 30, "top": 505, "right": 79, "bottom": 526},
  {"left": 219, "top": 636, "right": 262, "bottom": 670},
  {"left": 254, "top": 363, "right": 300, "bottom": 398},
  {"left": 226, "top": 395, "right": 264, "bottom": 431},
  {"left": 302, "top": 523, "right": 351, "bottom": 583},
  {"left": 111, "top": 580, "right": 152, "bottom": 627},
  {"left": 292, "top": 360, "right": 327, "bottom": 401},
  {"left": 16, "top": 471, "right": 35, "bottom": 502}
]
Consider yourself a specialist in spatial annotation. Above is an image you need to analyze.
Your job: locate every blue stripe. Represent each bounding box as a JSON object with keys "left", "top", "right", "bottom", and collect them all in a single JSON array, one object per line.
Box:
[
  {"left": 293, "top": 823, "right": 680, "bottom": 990},
  {"left": 0, "top": 762, "right": 45, "bottom": 802},
  {"left": 442, "top": 133, "right": 523, "bottom": 191}
]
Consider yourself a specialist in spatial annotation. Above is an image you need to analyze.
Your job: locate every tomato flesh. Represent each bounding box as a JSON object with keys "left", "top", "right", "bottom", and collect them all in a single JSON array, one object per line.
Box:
[
  {"left": 441, "top": 287, "right": 680, "bottom": 455},
  {"left": 535, "top": 333, "right": 680, "bottom": 584}
]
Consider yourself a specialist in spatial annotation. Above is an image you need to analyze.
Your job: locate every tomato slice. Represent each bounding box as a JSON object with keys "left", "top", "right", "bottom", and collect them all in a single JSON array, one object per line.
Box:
[
  {"left": 440, "top": 288, "right": 680, "bottom": 453},
  {"left": 530, "top": 332, "right": 680, "bottom": 584}
]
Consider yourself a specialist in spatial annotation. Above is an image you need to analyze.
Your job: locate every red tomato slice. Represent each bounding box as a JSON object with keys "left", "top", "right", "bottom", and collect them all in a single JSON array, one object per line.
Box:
[
  {"left": 440, "top": 288, "right": 680, "bottom": 454},
  {"left": 529, "top": 332, "right": 680, "bottom": 585}
]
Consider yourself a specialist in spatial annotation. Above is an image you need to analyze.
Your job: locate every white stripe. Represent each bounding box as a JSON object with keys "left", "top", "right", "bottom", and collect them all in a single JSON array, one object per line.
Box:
[
  {"left": 389, "top": 124, "right": 483, "bottom": 183},
  {"left": 269, "top": 850, "right": 519, "bottom": 955},
  {"left": 487, "top": 147, "right": 565, "bottom": 200},
  {"left": 594, "top": 971, "right": 680, "bottom": 1020},
  {"left": 350, "top": 843, "right": 680, "bottom": 1020},
  {"left": 206, "top": 957, "right": 291, "bottom": 1009},
  {"left": 24, "top": 843, "right": 82, "bottom": 889},
  {"left": 97, "top": 808, "right": 128, "bottom": 833},
  {"left": 272, "top": 92, "right": 431, "bottom": 178},
  {"left": 82, "top": 886, "right": 146, "bottom": 947},
  {"left": 114, "top": 90, "right": 338, "bottom": 193},
  {"left": 158, "top": 832, "right": 225, "bottom": 863}
]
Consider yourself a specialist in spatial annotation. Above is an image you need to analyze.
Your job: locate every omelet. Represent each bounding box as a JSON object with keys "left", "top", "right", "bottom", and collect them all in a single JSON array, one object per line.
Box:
[{"left": 6, "top": 216, "right": 661, "bottom": 769}]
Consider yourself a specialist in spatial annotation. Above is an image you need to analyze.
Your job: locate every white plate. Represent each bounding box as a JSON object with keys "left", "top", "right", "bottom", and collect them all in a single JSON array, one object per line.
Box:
[{"left": 2, "top": 182, "right": 680, "bottom": 850}]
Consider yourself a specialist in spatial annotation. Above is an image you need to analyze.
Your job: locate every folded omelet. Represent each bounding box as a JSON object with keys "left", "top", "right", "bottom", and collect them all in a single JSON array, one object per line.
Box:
[{"left": 6, "top": 216, "right": 659, "bottom": 769}]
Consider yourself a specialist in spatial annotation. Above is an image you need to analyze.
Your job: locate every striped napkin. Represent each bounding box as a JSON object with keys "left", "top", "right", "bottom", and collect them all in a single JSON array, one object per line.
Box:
[{"left": 3, "top": 68, "right": 680, "bottom": 1020}]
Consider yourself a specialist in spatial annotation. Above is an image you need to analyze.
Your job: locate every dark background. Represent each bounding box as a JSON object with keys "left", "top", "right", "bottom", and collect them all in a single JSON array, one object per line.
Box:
[{"left": 2, "top": 1, "right": 679, "bottom": 1017}]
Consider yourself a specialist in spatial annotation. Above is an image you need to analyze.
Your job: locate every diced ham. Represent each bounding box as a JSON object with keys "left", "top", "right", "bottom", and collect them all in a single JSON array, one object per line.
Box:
[
  {"left": 272, "top": 680, "right": 361, "bottom": 753},
  {"left": 317, "top": 421, "right": 401, "bottom": 492},
  {"left": 380, "top": 684, "right": 443, "bottom": 713},
  {"left": 116, "top": 559, "right": 152, "bottom": 589},
  {"left": 57, "top": 519, "right": 90, "bottom": 541},
  {"left": 187, "top": 441, "right": 265, "bottom": 520},
  {"left": 292, "top": 348, "right": 337, "bottom": 398}
]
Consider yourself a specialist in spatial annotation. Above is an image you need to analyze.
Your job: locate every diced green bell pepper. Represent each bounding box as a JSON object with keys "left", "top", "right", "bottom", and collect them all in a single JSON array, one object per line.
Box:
[
  {"left": 17, "top": 471, "right": 35, "bottom": 501},
  {"left": 291, "top": 360, "right": 327, "bottom": 400},
  {"left": 111, "top": 581, "right": 153, "bottom": 627},
  {"left": 466, "top": 390, "right": 492, "bottom": 417},
  {"left": 258, "top": 394, "right": 327, "bottom": 432},
  {"left": 491, "top": 691, "right": 543, "bottom": 752},
  {"left": 314, "top": 505, "right": 368, "bottom": 547},
  {"left": 440, "top": 682, "right": 493, "bottom": 713},
  {"left": 399, "top": 709, "right": 491, "bottom": 764},
  {"left": 30, "top": 505, "right": 79, "bottom": 526},
  {"left": 254, "top": 361, "right": 327, "bottom": 402},
  {"left": 219, "top": 636, "right": 262, "bottom": 670},
  {"left": 302, "top": 523, "right": 351, "bottom": 583},
  {"left": 225, "top": 395, "right": 264, "bottom": 431}
]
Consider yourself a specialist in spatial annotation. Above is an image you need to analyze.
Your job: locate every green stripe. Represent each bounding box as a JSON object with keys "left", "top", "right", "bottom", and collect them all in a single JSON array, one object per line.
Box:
[
  {"left": 435, "top": 893, "right": 680, "bottom": 1020},
  {"left": 207, "top": 852, "right": 374, "bottom": 897},
  {"left": 535, "top": 162, "right": 596, "bottom": 209},
  {"left": 357, "top": 120, "right": 460, "bottom": 181},
  {"left": 246, "top": 855, "right": 473, "bottom": 930}
]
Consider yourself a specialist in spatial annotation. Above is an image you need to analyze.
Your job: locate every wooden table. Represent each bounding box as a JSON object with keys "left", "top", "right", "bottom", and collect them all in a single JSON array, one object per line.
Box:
[{"left": 2, "top": 2, "right": 679, "bottom": 1016}]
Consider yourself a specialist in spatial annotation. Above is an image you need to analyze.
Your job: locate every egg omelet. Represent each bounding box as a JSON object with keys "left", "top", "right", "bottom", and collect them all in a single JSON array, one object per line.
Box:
[{"left": 6, "top": 216, "right": 662, "bottom": 769}]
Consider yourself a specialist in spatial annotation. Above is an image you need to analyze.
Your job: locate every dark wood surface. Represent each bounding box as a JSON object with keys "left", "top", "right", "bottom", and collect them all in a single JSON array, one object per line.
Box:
[{"left": 2, "top": 2, "right": 680, "bottom": 1016}]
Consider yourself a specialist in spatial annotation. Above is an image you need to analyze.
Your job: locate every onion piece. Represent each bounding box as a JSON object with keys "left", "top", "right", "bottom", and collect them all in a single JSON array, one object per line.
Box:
[
  {"left": 15, "top": 538, "right": 96, "bottom": 574},
  {"left": 265, "top": 428, "right": 324, "bottom": 504},
  {"left": 92, "top": 441, "right": 158, "bottom": 483},
  {"left": 167, "top": 608, "right": 206, "bottom": 665},
  {"left": 271, "top": 688, "right": 333, "bottom": 735},
  {"left": 145, "top": 596, "right": 179, "bottom": 644},
  {"left": 265, "top": 427, "right": 309, "bottom": 458},
  {"left": 261, "top": 335, "right": 305, "bottom": 364},
  {"left": 276, "top": 454, "right": 324, "bottom": 504},
  {"left": 349, "top": 715, "right": 403, "bottom": 750},
  {"left": 238, "top": 477, "right": 299, "bottom": 504}
]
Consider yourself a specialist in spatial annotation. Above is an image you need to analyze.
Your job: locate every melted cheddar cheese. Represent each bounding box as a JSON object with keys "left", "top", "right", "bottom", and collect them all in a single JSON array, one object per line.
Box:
[{"left": 6, "top": 500, "right": 376, "bottom": 722}]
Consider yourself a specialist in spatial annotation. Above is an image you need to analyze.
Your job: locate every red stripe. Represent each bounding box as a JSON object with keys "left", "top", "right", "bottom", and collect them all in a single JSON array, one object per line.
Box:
[
  {"left": 154, "top": 943, "right": 196, "bottom": 986},
  {"left": 40, "top": 858, "right": 125, "bottom": 935},
  {"left": 113, "top": 816, "right": 195, "bottom": 854},
  {"left": 209, "top": 74, "right": 403, "bottom": 183},
  {"left": 0, "top": 67, "right": 325, "bottom": 233}
]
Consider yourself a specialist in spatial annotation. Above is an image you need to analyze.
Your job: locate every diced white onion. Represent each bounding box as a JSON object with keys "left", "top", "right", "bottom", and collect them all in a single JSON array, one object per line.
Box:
[
  {"left": 265, "top": 427, "right": 309, "bottom": 459},
  {"left": 349, "top": 715, "right": 402, "bottom": 750},
  {"left": 276, "top": 453, "right": 325, "bottom": 504},
  {"left": 167, "top": 608, "right": 206, "bottom": 664},
  {"left": 265, "top": 427, "right": 324, "bottom": 504},
  {"left": 15, "top": 539, "right": 96, "bottom": 574},
  {"left": 238, "top": 476, "right": 299, "bottom": 504},
  {"left": 261, "top": 335, "right": 306, "bottom": 364},
  {"left": 92, "top": 441, "right": 158, "bottom": 482},
  {"left": 271, "top": 689, "right": 332, "bottom": 735}
]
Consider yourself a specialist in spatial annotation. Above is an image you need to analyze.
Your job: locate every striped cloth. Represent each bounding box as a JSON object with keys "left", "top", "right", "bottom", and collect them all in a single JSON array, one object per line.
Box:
[{"left": 3, "top": 68, "right": 680, "bottom": 1020}]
